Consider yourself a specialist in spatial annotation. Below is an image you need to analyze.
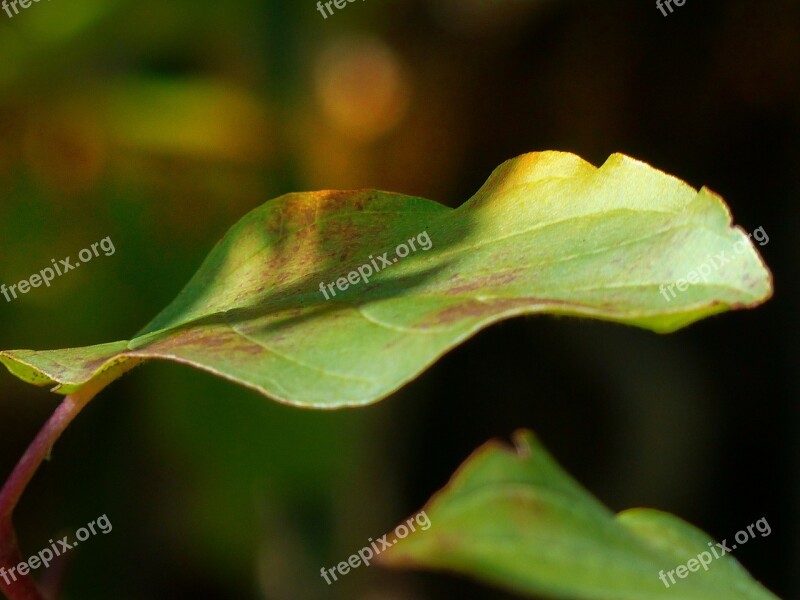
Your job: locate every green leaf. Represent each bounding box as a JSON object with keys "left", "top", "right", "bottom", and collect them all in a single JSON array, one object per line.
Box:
[
  {"left": 378, "top": 431, "right": 779, "bottom": 600},
  {"left": 0, "top": 152, "right": 772, "bottom": 407}
]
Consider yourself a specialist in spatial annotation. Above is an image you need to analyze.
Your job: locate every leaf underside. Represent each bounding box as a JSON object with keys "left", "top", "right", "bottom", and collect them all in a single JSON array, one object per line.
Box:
[
  {"left": 0, "top": 152, "right": 772, "bottom": 407},
  {"left": 379, "top": 431, "right": 779, "bottom": 600}
]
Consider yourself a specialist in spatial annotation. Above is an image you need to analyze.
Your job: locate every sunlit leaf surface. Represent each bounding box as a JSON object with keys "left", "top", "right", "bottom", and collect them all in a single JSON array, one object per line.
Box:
[{"left": 0, "top": 152, "right": 772, "bottom": 407}]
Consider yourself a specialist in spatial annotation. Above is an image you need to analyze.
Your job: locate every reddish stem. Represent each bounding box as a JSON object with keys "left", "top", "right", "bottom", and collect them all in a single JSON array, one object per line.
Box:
[{"left": 0, "top": 372, "right": 119, "bottom": 600}]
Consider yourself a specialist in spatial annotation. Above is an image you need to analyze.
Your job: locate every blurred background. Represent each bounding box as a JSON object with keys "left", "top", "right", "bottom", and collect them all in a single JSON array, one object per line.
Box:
[{"left": 0, "top": 0, "right": 797, "bottom": 598}]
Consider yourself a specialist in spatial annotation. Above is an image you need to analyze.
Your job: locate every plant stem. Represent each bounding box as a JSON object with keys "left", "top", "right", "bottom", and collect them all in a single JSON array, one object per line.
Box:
[{"left": 0, "top": 363, "right": 137, "bottom": 600}]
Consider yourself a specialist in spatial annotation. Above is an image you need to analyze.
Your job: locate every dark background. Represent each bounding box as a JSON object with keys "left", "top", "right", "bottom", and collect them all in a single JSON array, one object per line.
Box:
[{"left": 0, "top": 0, "right": 797, "bottom": 598}]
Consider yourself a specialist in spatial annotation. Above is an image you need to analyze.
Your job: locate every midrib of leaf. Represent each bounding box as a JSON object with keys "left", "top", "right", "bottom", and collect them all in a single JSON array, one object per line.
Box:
[
  {"left": 223, "top": 317, "right": 375, "bottom": 384},
  {"left": 130, "top": 208, "right": 741, "bottom": 346}
]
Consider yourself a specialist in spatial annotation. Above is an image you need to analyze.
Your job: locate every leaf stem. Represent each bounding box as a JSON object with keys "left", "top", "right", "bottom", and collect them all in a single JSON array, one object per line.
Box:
[{"left": 0, "top": 364, "right": 136, "bottom": 600}]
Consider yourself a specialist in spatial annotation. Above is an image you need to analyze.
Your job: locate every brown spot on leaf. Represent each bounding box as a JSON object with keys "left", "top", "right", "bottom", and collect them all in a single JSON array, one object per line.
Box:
[
  {"left": 445, "top": 272, "right": 518, "bottom": 295},
  {"left": 430, "top": 297, "right": 592, "bottom": 326}
]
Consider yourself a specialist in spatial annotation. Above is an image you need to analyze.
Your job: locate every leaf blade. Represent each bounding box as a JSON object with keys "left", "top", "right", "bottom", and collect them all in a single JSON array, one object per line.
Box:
[
  {"left": 379, "top": 431, "right": 779, "bottom": 600},
  {"left": 0, "top": 152, "right": 773, "bottom": 406}
]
